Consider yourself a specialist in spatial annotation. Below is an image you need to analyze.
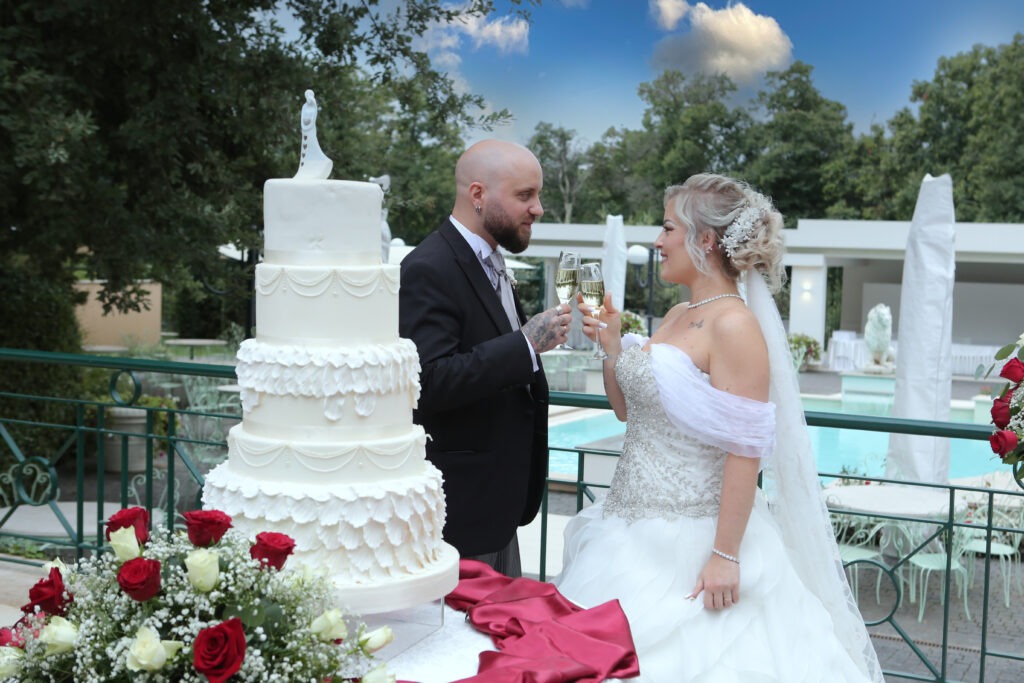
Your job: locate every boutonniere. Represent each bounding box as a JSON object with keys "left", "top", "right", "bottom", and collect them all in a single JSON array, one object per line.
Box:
[{"left": 508, "top": 270, "right": 518, "bottom": 289}]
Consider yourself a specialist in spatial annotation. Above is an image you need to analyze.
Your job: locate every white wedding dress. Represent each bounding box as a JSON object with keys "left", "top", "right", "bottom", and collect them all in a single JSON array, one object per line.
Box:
[{"left": 554, "top": 342, "right": 876, "bottom": 682}]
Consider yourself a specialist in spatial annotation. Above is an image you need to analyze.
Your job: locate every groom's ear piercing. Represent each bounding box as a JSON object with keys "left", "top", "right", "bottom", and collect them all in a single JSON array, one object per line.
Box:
[{"left": 474, "top": 204, "right": 482, "bottom": 214}]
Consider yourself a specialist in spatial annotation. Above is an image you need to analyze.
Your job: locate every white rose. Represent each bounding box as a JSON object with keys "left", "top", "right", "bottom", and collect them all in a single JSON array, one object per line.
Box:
[
  {"left": 126, "top": 626, "right": 182, "bottom": 672},
  {"left": 359, "top": 625, "right": 394, "bottom": 654},
  {"left": 43, "top": 557, "right": 70, "bottom": 577},
  {"left": 360, "top": 664, "right": 396, "bottom": 683},
  {"left": 185, "top": 548, "right": 220, "bottom": 592},
  {"left": 310, "top": 609, "right": 347, "bottom": 642},
  {"left": 0, "top": 646, "right": 24, "bottom": 677},
  {"left": 108, "top": 526, "right": 141, "bottom": 562},
  {"left": 39, "top": 616, "right": 77, "bottom": 655}
]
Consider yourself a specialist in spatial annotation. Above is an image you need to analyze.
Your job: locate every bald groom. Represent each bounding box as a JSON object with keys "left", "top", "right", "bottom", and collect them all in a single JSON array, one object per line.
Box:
[{"left": 398, "top": 140, "right": 572, "bottom": 576}]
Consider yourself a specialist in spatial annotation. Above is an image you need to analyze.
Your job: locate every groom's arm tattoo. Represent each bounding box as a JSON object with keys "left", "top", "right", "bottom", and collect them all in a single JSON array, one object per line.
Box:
[{"left": 523, "top": 307, "right": 560, "bottom": 352}]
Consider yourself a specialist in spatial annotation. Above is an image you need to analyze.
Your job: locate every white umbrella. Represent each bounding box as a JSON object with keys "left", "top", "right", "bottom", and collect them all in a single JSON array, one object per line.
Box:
[
  {"left": 602, "top": 215, "right": 627, "bottom": 310},
  {"left": 885, "top": 174, "right": 956, "bottom": 484}
]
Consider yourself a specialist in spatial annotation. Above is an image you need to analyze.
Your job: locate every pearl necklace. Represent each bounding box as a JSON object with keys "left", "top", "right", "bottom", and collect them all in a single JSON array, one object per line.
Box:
[{"left": 687, "top": 293, "right": 743, "bottom": 309}]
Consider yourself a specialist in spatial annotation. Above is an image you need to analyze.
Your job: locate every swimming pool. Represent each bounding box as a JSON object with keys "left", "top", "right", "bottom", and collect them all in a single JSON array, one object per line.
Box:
[{"left": 547, "top": 410, "right": 998, "bottom": 480}]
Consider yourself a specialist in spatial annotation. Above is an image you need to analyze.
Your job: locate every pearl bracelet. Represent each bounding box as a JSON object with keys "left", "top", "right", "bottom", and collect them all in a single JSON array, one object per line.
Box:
[{"left": 712, "top": 548, "right": 740, "bottom": 564}]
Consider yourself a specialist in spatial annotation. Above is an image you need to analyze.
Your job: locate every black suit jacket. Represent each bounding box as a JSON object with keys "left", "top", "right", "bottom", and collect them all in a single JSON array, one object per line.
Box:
[{"left": 398, "top": 220, "right": 549, "bottom": 557}]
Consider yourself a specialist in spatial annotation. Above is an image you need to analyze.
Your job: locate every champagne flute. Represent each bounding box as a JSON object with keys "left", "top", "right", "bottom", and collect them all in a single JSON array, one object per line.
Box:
[
  {"left": 579, "top": 262, "right": 607, "bottom": 360},
  {"left": 554, "top": 250, "right": 580, "bottom": 350}
]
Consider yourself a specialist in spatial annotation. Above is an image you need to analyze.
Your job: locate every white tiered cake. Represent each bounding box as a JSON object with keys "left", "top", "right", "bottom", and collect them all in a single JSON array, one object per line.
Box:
[{"left": 203, "top": 113, "right": 459, "bottom": 613}]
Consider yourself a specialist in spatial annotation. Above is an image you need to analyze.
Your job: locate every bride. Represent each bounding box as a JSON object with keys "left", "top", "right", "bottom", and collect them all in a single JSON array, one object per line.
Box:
[{"left": 555, "top": 174, "right": 883, "bottom": 682}]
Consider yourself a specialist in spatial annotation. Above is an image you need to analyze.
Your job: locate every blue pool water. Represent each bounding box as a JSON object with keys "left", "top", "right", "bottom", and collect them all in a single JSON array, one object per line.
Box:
[{"left": 548, "top": 411, "right": 998, "bottom": 480}]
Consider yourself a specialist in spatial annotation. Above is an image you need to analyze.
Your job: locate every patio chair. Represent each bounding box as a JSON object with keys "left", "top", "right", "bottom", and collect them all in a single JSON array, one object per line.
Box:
[
  {"left": 888, "top": 516, "right": 972, "bottom": 622},
  {"left": 832, "top": 515, "right": 885, "bottom": 602},
  {"left": 963, "top": 505, "right": 1023, "bottom": 608}
]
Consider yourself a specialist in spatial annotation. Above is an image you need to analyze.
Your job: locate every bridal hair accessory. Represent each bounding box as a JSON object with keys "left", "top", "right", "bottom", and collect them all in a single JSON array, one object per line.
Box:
[
  {"left": 712, "top": 548, "right": 740, "bottom": 564},
  {"left": 720, "top": 204, "right": 761, "bottom": 258},
  {"left": 687, "top": 293, "right": 743, "bottom": 309}
]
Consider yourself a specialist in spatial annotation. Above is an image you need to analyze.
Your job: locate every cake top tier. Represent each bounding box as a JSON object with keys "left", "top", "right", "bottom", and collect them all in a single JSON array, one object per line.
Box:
[{"left": 262, "top": 178, "right": 385, "bottom": 267}]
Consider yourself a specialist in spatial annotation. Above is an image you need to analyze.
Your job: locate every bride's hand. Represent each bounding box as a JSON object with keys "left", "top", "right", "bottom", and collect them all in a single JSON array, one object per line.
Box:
[
  {"left": 687, "top": 556, "right": 740, "bottom": 610},
  {"left": 576, "top": 292, "right": 623, "bottom": 341}
]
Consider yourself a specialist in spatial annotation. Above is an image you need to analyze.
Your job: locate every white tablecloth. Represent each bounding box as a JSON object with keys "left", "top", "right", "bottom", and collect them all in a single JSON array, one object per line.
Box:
[
  {"left": 381, "top": 604, "right": 494, "bottom": 682},
  {"left": 824, "top": 484, "right": 960, "bottom": 519}
]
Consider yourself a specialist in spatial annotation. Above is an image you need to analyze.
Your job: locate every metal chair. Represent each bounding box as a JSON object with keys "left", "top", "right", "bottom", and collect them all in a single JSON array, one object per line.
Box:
[
  {"left": 888, "top": 515, "right": 972, "bottom": 622},
  {"left": 963, "top": 505, "right": 1023, "bottom": 608},
  {"left": 832, "top": 515, "right": 885, "bottom": 602}
]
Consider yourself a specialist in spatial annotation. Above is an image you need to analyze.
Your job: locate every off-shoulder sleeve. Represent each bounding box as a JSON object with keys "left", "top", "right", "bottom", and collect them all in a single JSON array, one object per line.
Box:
[
  {"left": 650, "top": 344, "right": 776, "bottom": 459},
  {"left": 621, "top": 333, "right": 648, "bottom": 351}
]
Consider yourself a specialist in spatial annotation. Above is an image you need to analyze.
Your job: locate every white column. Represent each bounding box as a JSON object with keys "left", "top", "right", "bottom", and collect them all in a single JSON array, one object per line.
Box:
[{"left": 784, "top": 253, "right": 827, "bottom": 347}]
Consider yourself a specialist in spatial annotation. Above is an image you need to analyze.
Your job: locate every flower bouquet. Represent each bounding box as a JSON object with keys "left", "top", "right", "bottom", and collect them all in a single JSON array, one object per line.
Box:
[
  {"left": 982, "top": 333, "right": 1024, "bottom": 487},
  {"left": 0, "top": 507, "right": 396, "bottom": 682}
]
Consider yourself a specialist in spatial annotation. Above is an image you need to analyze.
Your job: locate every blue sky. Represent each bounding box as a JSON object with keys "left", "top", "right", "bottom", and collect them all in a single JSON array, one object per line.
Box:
[{"left": 418, "top": 0, "right": 1024, "bottom": 146}]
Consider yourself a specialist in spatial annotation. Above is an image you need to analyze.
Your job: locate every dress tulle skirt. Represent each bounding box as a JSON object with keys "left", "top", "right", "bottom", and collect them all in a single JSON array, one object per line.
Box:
[{"left": 553, "top": 498, "right": 873, "bottom": 683}]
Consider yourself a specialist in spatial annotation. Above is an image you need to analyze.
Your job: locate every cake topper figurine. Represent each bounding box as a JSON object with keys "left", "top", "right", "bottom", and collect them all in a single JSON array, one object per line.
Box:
[{"left": 295, "top": 89, "right": 333, "bottom": 179}]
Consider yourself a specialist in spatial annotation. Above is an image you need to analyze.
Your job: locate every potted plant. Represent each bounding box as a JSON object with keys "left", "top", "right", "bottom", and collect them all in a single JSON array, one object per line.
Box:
[
  {"left": 101, "top": 394, "right": 179, "bottom": 473},
  {"left": 788, "top": 333, "right": 822, "bottom": 372}
]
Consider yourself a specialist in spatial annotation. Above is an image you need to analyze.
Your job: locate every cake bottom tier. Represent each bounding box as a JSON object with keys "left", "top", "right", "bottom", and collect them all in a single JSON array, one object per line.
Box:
[{"left": 202, "top": 461, "right": 460, "bottom": 614}]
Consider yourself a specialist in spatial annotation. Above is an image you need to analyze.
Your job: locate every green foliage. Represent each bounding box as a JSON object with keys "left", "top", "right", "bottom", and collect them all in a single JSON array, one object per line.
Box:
[
  {"left": 743, "top": 62, "right": 854, "bottom": 226},
  {"left": 0, "top": 255, "right": 84, "bottom": 465},
  {"left": 619, "top": 310, "right": 648, "bottom": 336},
  {"left": 788, "top": 332, "right": 822, "bottom": 363},
  {"left": 528, "top": 123, "right": 590, "bottom": 223}
]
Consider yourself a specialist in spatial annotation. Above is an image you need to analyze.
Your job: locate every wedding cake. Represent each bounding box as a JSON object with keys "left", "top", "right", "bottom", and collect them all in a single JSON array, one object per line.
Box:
[{"left": 203, "top": 91, "right": 459, "bottom": 614}]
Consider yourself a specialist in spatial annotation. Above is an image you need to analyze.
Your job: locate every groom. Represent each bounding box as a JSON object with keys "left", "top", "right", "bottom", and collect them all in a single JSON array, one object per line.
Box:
[{"left": 398, "top": 139, "right": 571, "bottom": 576}]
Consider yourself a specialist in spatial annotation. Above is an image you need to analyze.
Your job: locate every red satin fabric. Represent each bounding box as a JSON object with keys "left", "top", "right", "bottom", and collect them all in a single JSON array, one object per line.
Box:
[{"left": 444, "top": 559, "right": 640, "bottom": 683}]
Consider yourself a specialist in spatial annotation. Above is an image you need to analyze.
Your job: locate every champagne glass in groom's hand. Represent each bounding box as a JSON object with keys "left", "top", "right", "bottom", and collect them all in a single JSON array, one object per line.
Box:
[
  {"left": 554, "top": 250, "right": 580, "bottom": 350},
  {"left": 579, "top": 262, "right": 607, "bottom": 360}
]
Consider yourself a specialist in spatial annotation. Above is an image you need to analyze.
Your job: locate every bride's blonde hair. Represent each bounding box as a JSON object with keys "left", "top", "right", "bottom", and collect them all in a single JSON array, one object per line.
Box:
[{"left": 664, "top": 174, "right": 786, "bottom": 293}]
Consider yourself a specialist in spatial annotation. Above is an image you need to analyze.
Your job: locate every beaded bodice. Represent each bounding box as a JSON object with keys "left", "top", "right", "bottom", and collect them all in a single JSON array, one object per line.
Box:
[{"left": 603, "top": 345, "right": 727, "bottom": 521}]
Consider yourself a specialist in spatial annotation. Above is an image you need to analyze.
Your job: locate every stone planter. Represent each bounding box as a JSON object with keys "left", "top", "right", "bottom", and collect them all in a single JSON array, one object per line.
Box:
[{"left": 103, "top": 406, "right": 168, "bottom": 473}]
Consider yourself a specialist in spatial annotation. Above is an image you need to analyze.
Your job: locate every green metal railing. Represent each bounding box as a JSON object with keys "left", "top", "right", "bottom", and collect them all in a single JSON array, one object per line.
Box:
[{"left": 1, "top": 350, "right": 1022, "bottom": 681}]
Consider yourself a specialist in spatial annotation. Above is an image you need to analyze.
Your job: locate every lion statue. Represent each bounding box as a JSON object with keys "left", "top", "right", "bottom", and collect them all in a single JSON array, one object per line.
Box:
[{"left": 862, "top": 303, "right": 896, "bottom": 373}]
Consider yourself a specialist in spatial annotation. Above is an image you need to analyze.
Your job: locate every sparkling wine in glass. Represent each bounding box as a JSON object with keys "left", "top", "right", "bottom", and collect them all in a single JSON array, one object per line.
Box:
[
  {"left": 554, "top": 251, "right": 580, "bottom": 349},
  {"left": 579, "top": 262, "right": 607, "bottom": 360}
]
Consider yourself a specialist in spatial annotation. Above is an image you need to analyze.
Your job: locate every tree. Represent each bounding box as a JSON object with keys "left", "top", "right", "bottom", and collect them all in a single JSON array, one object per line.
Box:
[
  {"left": 742, "top": 62, "right": 854, "bottom": 224},
  {"left": 0, "top": 0, "right": 535, "bottom": 338},
  {"left": 528, "top": 123, "right": 590, "bottom": 223},
  {"left": 635, "top": 71, "right": 750, "bottom": 196}
]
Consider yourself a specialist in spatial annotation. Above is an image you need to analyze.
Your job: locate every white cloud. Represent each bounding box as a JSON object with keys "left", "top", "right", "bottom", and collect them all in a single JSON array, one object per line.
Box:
[
  {"left": 652, "top": 2, "right": 792, "bottom": 85},
  {"left": 650, "top": 0, "right": 691, "bottom": 31},
  {"left": 459, "top": 13, "right": 530, "bottom": 54}
]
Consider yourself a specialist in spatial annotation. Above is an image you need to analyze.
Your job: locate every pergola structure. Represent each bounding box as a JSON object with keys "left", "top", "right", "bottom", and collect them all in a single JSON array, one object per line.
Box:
[{"left": 521, "top": 219, "right": 1024, "bottom": 354}]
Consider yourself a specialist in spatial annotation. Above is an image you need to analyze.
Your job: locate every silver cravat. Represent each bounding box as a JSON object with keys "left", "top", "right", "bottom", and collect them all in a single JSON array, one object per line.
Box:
[{"left": 486, "top": 250, "right": 520, "bottom": 331}]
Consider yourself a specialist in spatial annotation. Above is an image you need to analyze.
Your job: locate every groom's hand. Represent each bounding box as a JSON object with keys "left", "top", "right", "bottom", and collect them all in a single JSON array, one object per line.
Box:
[{"left": 523, "top": 303, "right": 572, "bottom": 354}]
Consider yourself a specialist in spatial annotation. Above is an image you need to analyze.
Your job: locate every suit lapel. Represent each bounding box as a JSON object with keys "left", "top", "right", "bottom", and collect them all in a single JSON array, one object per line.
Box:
[{"left": 438, "top": 221, "right": 514, "bottom": 334}]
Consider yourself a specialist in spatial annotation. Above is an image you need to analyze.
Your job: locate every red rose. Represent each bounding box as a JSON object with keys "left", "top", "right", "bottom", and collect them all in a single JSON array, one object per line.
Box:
[
  {"left": 991, "top": 395, "right": 1012, "bottom": 429},
  {"left": 193, "top": 617, "right": 246, "bottom": 683},
  {"left": 990, "top": 429, "right": 1019, "bottom": 457},
  {"left": 106, "top": 507, "right": 150, "bottom": 545},
  {"left": 0, "top": 626, "right": 21, "bottom": 648},
  {"left": 249, "top": 532, "right": 295, "bottom": 570},
  {"left": 183, "top": 510, "right": 233, "bottom": 547},
  {"left": 1000, "top": 358, "right": 1024, "bottom": 383},
  {"left": 117, "top": 557, "right": 162, "bottom": 602},
  {"left": 21, "top": 567, "right": 72, "bottom": 617}
]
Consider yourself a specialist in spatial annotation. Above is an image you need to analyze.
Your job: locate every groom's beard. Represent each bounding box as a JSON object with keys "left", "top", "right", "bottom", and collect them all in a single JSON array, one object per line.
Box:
[{"left": 484, "top": 205, "right": 530, "bottom": 254}]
